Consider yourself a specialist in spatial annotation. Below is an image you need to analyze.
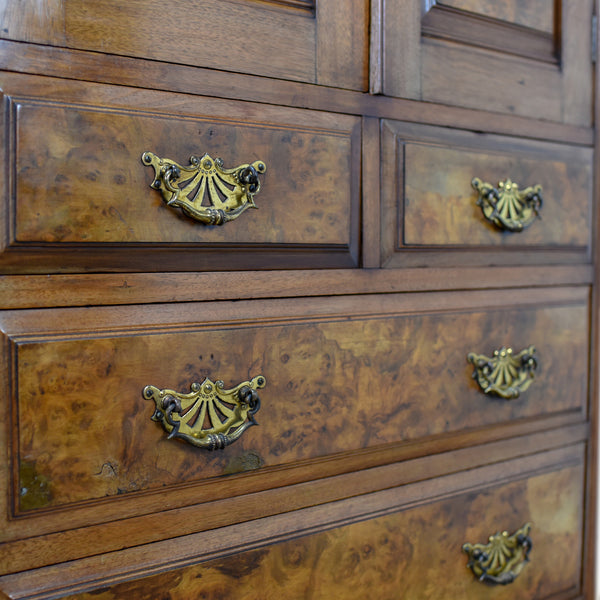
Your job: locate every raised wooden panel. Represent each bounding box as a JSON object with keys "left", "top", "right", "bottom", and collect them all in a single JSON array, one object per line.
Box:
[
  {"left": 381, "top": 120, "right": 592, "bottom": 267},
  {"left": 57, "top": 445, "right": 585, "bottom": 599},
  {"left": 379, "top": 0, "right": 592, "bottom": 126},
  {"left": 0, "top": 287, "right": 588, "bottom": 536},
  {"left": 436, "top": 0, "right": 555, "bottom": 33},
  {"left": 0, "top": 0, "right": 367, "bottom": 90},
  {"left": 421, "top": 5, "right": 557, "bottom": 64},
  {"left": 0, "top": 72, "right": 361, "bottom": 272}
]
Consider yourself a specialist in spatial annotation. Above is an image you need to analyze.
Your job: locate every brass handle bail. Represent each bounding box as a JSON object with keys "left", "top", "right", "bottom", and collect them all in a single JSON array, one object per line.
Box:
[
  {"left": 142, "top": 151, "right": 266, "bottom": 226},
  {"left": 472, "top": 177, "right": 543, "bottom": 232},
  {"left": 463, "top": 523, "right": 532, "bottom": 584},
  {"left": 144, "top": 375, "right": 266, "bottom": 450},
  {"left": 467, "top": 345, "right": 536, "bottom": 399}
]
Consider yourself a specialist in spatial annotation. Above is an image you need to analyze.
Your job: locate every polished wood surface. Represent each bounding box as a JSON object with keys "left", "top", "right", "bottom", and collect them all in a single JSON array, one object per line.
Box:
[
  {"left": 0, "top": 266, "right": 592, "bottom": 310},
  {"left": 62, "top": 452, "right": 584, "bottom": 599},
  {"left": 0, "top": 0, "right": 368, "bottom": 90},
  {"left": 2, "top": 72, "right": 360, "bottom": 272},
  {"left": 379, "top": 0, "right": 593, "bottom": 125},
  {"left": 381, "top": 120, "right": 592, "bottom": 267},
  {"left": 421, "top": 4, "right": 556, "bottom": 64},
  {"left": 0, "top": 40, "right": 592, "bottom": 146},
  {"left": 0, "top": 439, "right": 586, "bottom": 595},
  {"left": 0, "top": 0, "right": 596, "bottom": 597},
  {"left": 437, "top": 0, "right": 554, "bottom": 32},
  {"left": 402, "top": 143, "right": 590, "bottom": 247},
  {"left": 5, "top": 289, "right": 586, "bottom": 514}
]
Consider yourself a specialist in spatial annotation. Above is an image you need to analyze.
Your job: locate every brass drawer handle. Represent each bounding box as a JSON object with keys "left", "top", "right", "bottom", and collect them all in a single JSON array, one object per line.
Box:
[
  {"left": 143, "top": 375, "right": 266, "bottom": 450},
  {"left": 463, "top": 523, "right": 532, "bottom": 585},
  {"left": 142, "top": 151, "right": 266, "bottom": 225},
  {"left": 467, "top": 345, "right": 536, "bottom": 399},
  {"left": 472, "top": 177, "right": 543, "bottom": 232}
]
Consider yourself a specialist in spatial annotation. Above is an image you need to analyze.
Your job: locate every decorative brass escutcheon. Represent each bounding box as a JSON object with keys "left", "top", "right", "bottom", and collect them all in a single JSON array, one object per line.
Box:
[
  {"left": 143, "top": 375, "right": 266, "bottom": 450},
  {"left": 463, "top": 523, "right": 532, "bottom": 585},
  {"left": 142, "top": 151, "right": 266, "bottom": 225},
  {"left": 467, "top": 345, "right": 536, "bottom": 399},
  {"left": 472, "top": 177, "right": 543, "bottom": 232}
]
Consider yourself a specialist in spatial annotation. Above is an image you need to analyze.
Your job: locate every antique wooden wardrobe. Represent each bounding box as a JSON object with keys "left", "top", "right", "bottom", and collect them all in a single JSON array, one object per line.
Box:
[{"left": 0, "top": 1, "right": 597, "bottom": 598}]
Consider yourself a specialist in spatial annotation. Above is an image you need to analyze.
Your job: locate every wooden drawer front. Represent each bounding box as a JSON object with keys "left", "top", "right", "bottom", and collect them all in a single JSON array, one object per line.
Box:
[
  {"left": 58, "top": 445, "right": 586, "bottom": 599},
  {"left": 0, "top": 1, "right": 367, "bottom": 91},
  {"left": 381, "top": 121, "right": 592, "bottom": 267},
  {"left": 1, "top": 288, "right": 587, "bottom": 526},
  {"left": 0, "top": 73, "right": 360, "bottom": 272}
]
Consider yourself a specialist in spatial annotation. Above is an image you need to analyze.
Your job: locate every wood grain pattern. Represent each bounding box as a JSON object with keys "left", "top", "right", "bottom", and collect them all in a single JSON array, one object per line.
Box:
[
  {"left": 7, "top": 291, "right": 588, "bottom": 512},
  {"left": 0, "top": 442, "right": 584, "bottom": 590},
  {"left": 436, "top": 0, "right": 555, "bottom": 33},
  {"left": 0, "top": 41, "right": 592, "bottom": 147},
  {"left": 383, "top": 0, "right": 592, "bottom": 126},
  {"left": 421, "top": 38, "right": 562, "bottom": 122},
  {"left": 0, "top": 0, "right": 367, "bottom": 90},
  {"left": 560, "top": 0, "right": 594, "bottom": 126},
  {"left": 63, "top": 1, "right": 315, "bottom": 82},
  {"left": 0, "top": 265, "right": 593, "bottom": 310},
  {"left": 403, "top": 143, "right": 590, "bottom": 246},
  {"left": 316, "top": 0, "right": 368, "bottom": 90},
  {"left": 422, "top": 5, "right": 557, "bottom": 64},
  {"left": 1, "top": 72, "right": 360, "bottom": 272},
  {"left": 0, "top": 0, "right": 65, "bottom": 46},
  {"left": 63, "top": 460, "right": 584, "bottom": 599},
  {"left": 381, "top": 120, "right": 592, "bottom": 267}
]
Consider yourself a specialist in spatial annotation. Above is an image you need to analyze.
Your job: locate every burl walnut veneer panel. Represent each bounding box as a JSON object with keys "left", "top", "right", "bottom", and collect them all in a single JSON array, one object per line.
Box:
[
  {"left": 1, "top": 287, "right": 587, "bottom": 528},
  {"left": 381, "top": 120, "right": 592, "bottom": 267},
  {"left": 0, "top": 72, "right": 360, "bottom": 272},
  {"left": 62, "top": 448, "right": 585, "bottom": 599}
]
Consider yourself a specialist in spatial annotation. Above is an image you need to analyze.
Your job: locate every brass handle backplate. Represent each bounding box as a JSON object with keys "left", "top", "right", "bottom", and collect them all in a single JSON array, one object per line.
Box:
[
  {"left": 143, "top": 375, "right": 266, "bottom": 450},
  {"left": 463, "top": 523, "right": 532, "bottom": 585},
  {"left": 142, "top": 151, "right": 266, "bottom": 225},
  {"left": 472, "top": 177, "right": 542, "bottom": 232},
  {"left": 467, "top": 345, "right": 536, "bottom": 399}
]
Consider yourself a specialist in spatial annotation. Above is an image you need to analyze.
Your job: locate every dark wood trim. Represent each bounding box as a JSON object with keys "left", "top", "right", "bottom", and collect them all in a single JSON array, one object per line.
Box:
[
  {"left": 0, "top": 41, "right": 592, "bottom": 146},
  {"left": 422, "top": 4, "right": 558, "bottom": 65},
  {"left": 0, "top": 266, "right": 592, "bottom": 309}
]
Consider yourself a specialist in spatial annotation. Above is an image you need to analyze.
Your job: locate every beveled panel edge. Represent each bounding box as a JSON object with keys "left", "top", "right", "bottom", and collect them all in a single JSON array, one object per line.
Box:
[
  {"left": 0, "top": 266, "right": 592, "bottom": 309},
  {"left": 380, "top": 118, "right": 595, "bottom": 159},
  {"left": 251, "top": 0, "right": 315, "bottom": 14},
  {"left": 0, "top": 41, "right": 593, "bottom": 146},
  {"left": 422, "top": 3, "right": 558, "bottom": 64},
  {"left": 0, "top": 441, "right": 586, "bottom": 597}
]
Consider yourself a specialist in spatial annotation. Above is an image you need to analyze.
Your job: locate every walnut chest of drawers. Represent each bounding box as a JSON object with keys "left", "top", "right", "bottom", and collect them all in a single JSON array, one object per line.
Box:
[{"left": 0, "top": 1, "right": 597, "bottom": 598}]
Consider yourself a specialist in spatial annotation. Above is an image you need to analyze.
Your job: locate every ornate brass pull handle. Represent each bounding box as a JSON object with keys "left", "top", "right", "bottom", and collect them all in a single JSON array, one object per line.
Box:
[
  {"left": 472, "top": 177, "right": 543, "bottom": 232},
  {"left": 467, "top": 345, "right": 536, "bottom": 399},
  {"left": 143, "top": 375, "right": 266, "bottom": 450},
  {"left": 142, "top": 151, "right": 266, "bottom": 225},
  {"left": 463, "top": 523, "right": 532, "bottom": 585}
]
